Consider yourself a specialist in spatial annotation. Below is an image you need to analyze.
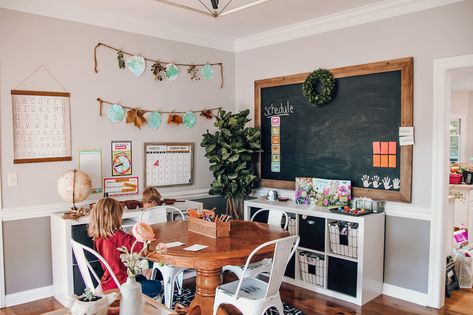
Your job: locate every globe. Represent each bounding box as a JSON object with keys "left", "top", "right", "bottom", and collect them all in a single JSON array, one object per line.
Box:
[{"left": 57, "top": 170, "right": 92, "bottom": 204}]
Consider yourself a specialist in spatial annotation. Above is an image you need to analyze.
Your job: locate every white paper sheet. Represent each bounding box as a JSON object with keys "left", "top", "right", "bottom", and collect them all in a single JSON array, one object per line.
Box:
[
  {"left": 79, "top": 149, "right": 102, "bottom": 193},
  {"left": 164, "top": 241, "right": 185, "bottom": 248},
  {"left": 183, "top": 244, "right": 208, "bottom": 251}
]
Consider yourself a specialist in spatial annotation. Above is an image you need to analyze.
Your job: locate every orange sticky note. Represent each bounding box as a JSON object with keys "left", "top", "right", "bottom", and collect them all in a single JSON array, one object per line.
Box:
[
  {"left": 373, "top": 142, "right": 381, "bottom": 154},
  {"left": 381, "top": 142, "right": 389, "bottom": 154},
  {"left": 373, "top": 155, "right": 381, "bottom": 167},
  {"left": 389, "top": 142, "right": 397, "bottom": 154},
  {"left": 380, "top": 155, "right": 389, "bottom": 167},
  {"left": 389, "top": 155, "right": 397, "bottom": 168},
  {"left": 271, "top": 136, "right": 279, "bottom": 144}
]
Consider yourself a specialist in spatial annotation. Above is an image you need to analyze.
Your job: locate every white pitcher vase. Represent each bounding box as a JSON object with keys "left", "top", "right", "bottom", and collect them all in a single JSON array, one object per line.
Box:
[{"left": 119, "top": 276, "right": 143, "bottom": 315}]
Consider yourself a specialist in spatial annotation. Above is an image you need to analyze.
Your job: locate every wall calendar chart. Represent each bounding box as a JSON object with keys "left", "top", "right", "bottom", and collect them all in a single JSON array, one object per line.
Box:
[
  {"left": 11, "top": 90, "right": 72, "bottom": 164},
  {"left": 145, "top": 143, "right": 193, "bottom": 187}
]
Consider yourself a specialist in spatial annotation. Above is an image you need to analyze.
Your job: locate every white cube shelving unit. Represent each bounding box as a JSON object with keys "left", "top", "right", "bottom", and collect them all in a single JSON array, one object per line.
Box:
[{"left": 244, "top": 198, "right": 385, "bottom": 306}]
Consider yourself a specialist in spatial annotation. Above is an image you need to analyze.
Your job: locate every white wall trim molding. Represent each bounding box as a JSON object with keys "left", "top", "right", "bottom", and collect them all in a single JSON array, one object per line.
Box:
[
  {"left": 429, "top": 53, "right": 473, "bottom": 309},
  {"left": 0, "top": 189, "right": 211, "bottom": 221},
  {"left": 0, "top": 0, "right": 463, "bottom": 53},
  {"left": 5, "top": 285, "right": 53, "bottom": 307},
  {"left": 383, "top": 283, "right": 429, "bottom": 306},
  {"left": 384, "top": 204, "right": 432, "bottom": 221},
  {"left": 234, "top": 0, "right": 463, "bottom": 52},
  {"left": 0, "top": 0, "right": 234, "bottom": 52}
]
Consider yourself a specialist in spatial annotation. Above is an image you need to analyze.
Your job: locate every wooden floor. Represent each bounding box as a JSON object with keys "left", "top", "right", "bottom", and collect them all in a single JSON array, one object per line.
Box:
[{"left": 0, "top": 285, "right": 472, "bottom": 314}]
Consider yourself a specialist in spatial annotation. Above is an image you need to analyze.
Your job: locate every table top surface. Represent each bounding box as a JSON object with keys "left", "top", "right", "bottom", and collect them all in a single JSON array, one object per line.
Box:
[{"left": 147, "top": 220, "right": 289, "bottom": 269}]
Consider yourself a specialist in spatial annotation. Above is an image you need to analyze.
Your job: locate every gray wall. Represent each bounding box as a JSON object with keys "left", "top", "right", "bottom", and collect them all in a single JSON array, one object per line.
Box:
[
  {"left": 234, "top": 1, "right": 473, "bottom": 292},
  {"left": 384, "top": 216, "right": 430, "bottom": 293},
  {"left": 3, "top": 217, "right": 53, "bottom": 294}
]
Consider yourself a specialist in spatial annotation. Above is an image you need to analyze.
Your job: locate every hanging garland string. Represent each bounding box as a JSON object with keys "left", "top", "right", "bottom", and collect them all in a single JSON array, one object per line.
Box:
[
  {"left": 97, "top": 97, "right": 221, "bottom": 129},
  {"left": 93, "top": 42, "right": 224, "bottom": 88}
]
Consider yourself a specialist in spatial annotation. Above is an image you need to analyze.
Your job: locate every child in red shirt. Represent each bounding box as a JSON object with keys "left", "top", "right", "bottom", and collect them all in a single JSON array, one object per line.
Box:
[{"left": 87, "top": 198, "right": 161, "bottom": 297}]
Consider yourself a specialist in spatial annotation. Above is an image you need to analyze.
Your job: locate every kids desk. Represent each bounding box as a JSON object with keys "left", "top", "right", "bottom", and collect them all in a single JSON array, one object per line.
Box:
[
  {"left": 50, "top": 200, "right": 202, "bottom": 306},
  {"left": 244, "top": 198, "right": 385, "bottom": 306}
]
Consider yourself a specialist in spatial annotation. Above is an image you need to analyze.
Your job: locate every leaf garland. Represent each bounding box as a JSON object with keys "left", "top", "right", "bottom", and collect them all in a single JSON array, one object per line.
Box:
[
  {"left": 94, "top": 42, "right": 224, "bottom": 88},
  {"left": 97, "top": 97, "right": 221, "bottom": 130}
]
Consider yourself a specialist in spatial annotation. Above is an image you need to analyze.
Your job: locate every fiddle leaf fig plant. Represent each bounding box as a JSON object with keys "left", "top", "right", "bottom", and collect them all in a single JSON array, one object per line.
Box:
[{"left": 201, "top": 109, "right": 261, "bottom": 219}]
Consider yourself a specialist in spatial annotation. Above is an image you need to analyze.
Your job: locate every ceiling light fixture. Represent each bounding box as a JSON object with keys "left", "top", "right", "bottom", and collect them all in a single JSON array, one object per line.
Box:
[{"left": 155, "top": 0, "right": 271, "bottom": 18}]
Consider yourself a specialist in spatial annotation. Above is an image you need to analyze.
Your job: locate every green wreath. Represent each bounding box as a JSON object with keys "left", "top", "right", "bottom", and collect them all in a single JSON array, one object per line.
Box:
[{"left": 302, "top": 69, "right": 336, "bottom": 106}]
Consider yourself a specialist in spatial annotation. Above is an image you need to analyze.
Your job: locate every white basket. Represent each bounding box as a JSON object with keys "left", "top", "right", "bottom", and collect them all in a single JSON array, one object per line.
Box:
[
  {"left": 329, "top": 223, "right": 358, "bottom": 258},
  {"left": 298, "top": 251, "right": 324, "bottom": 287},
  {"left": 288, "top": 218, "right": 297, "bottom": 235}
]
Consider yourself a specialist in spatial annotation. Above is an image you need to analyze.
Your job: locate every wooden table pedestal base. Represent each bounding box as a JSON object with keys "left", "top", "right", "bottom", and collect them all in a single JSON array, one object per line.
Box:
[{"left": 188, "top": 268, "right": 226, "bottom": 315}]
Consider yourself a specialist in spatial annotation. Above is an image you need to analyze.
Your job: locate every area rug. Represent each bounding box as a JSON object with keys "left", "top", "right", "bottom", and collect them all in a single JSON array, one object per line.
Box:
[{"left": 171, "top": 287, "right": 305, "bottom": 315}]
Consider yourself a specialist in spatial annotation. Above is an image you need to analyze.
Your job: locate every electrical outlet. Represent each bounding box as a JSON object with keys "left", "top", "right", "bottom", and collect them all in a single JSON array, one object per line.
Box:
[{"left": 8, "top": 172, "right": 17, "bottom": 187}]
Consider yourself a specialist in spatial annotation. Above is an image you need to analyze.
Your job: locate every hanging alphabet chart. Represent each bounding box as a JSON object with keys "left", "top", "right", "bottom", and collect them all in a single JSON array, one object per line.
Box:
[
  {"left": 145, "top": 143, "right": 193, "bottom": 187},
  {"left": 11, "top": 90, "right": 71, "bottom": 164}
]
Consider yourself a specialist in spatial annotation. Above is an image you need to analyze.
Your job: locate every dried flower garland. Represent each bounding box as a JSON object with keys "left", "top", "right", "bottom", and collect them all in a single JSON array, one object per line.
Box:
[{"left": 302, "top": 69, "right": 336, "bottom": 106}]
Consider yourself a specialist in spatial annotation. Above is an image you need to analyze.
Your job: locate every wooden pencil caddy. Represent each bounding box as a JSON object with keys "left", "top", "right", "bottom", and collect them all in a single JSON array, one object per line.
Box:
[{"left": 188, "top": 216, "right": 231, "bottom": 238}]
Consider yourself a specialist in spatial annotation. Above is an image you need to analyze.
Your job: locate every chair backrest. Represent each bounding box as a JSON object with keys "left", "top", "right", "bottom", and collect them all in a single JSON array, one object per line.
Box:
[
  {"left": 71, "top": 239, "right": 121, "bottom": 293},
  {"left": 250, "top": 208, "right": 289, "bottom": 230},
  {"left": 236, "top": 235, "right": 300, "bottom": 299},
  {"left": 140, "top": 206, "right": 185, "bottom": 225}
]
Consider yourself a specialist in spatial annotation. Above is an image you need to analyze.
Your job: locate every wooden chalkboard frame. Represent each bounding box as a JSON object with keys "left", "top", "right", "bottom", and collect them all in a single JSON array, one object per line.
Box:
[{"left": 254, "top": 57, "right": 413, "bottom": 203}]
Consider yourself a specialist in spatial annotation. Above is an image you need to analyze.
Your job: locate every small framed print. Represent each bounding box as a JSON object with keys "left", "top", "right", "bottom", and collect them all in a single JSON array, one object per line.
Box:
[{"left": 111, "top": 141, "right": 132, "bottom": 176}]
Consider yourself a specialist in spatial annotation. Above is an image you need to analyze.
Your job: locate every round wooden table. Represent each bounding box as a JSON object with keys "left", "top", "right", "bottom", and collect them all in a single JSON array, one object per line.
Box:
[{"left": 147, "top": 220, "right": 289, "bottom": 315}]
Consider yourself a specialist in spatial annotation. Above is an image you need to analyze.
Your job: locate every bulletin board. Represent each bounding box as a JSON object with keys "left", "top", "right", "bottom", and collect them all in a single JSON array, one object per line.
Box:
[
  {"left": 11, "top": 90, "right": 72, "bottom": 164},
  {"left": 255, "top": 58, "right": 413, "bottom": 202},
  {"left": 104, "top": 176, "right": 139, "bottom": 196},
  {"left": 144, "top": 143, "right": 193, "bottom": 187}
]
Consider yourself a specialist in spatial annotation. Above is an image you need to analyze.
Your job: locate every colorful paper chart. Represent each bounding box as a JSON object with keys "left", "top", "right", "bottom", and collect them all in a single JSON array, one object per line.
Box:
[
  {"left": 111, "top": 141, "right": 132, "bottom": 176},
  {"left": 270, "top": 116, "right": 281, "bottom": 172},
  {"left": 104, "top": 176, "right": 139, "bottom": 196}
]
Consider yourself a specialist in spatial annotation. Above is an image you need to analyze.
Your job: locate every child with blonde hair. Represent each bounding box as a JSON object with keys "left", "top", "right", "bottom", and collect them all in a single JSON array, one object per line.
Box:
[
  {"left": 87, "top": 197, "right": 161, "bottom": 297},
  {"left": 142, "top": 186, "right": 162, "bottom": 209}
]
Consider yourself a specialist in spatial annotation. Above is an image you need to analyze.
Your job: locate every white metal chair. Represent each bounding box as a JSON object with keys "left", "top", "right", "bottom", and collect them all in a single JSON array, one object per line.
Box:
[
  {"left": 140, "top": 206, "right": 187, "bottom": 308},
  {"left": 70, "top": 239, "right": 121, "bottom": 293},
  {"left": 223, "top": 208, "right": 289, "bottom": 280},
  {"left": 213, "top": 235, "right": 300, "bottom": 315}
]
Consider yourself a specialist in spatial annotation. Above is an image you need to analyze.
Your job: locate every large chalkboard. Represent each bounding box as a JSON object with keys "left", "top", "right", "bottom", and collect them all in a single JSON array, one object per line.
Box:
[{"left": 255, "top": 58, "right": 413, "bottom": 202}]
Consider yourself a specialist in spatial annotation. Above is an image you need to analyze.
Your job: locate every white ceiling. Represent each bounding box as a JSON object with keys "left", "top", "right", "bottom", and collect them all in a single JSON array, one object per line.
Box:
[
  {"left": 452, "top": 67, "right": 473, "bottom": 92},
  {"left": 0, "top": 0, "right": 463, "bottom": 51}
]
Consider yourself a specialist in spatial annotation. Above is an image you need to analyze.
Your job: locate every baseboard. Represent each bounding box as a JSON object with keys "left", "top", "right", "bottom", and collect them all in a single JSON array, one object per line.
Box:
[
  {"left": 5, "top": 285, "right": 53, "bottom": 307},
  {"left": 383, "top": 283, "right": 429, "bottom": 306}
]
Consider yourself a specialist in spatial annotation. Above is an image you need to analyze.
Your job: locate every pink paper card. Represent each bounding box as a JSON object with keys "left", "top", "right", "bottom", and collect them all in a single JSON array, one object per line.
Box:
[{"left": 372, "top": 142, "right": 381, "bottom": 154}]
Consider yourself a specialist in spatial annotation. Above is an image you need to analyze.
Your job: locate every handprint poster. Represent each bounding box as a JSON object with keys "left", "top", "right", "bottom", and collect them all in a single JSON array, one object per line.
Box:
[
  {"left": 295, "top": 177, "right": 351, "bottom": 207},
  {"left": 360, "top": 175, "right": 400, "bottom": 191}
]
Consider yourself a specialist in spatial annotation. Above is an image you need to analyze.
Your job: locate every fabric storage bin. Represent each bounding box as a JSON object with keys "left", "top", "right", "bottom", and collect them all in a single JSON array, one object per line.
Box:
[
  {"left": 288, "top": 218, "right": 297, "bottom": 235},
  {"left": 329, "top": 221, "right": 359, "bottom": 258},
  {"left": 298, "top": 251, "right": 324, "bottom": 287},
  {"left": 327, "top": 256, "right": 357, "bottom": 297},
  {"left": 299, "top": 215, "right": 325, "bottom": 251}
]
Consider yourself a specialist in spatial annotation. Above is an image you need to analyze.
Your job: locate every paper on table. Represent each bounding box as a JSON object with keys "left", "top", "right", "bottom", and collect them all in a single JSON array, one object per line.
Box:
[
  {"left": 164, "top": 241, "right": 185, "bottom": 248},
  {"left": 183, "top": 244, "right": 208, "bottom": 251}
]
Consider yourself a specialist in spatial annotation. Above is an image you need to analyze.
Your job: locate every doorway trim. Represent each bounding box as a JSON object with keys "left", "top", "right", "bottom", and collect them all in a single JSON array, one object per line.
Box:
[{"left": 430, "top": 53, "right": 473, "bottom": 309}]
